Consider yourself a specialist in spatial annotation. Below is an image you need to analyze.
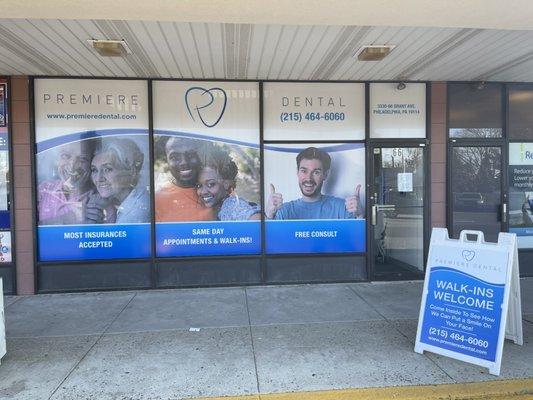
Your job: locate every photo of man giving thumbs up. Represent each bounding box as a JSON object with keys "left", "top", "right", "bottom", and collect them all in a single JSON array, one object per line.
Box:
[{"left": 266, "top": 147, "right": 364, "bottom": 220}]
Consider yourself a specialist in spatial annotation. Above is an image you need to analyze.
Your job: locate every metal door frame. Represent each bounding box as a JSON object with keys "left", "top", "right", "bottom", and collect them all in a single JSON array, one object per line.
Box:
[
  {"left": 367, "top": 139, "right": 430, "bottom": 281},
  {"left": 446, "top": 141, "right": 508, "bottom": 241}
]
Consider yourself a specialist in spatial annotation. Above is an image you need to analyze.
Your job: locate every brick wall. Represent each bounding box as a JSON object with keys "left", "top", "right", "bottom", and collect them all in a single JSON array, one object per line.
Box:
[
  {"left": 11, "top": 76, "right": 34, "bottom": 295},
  {"left": 430, "top": 82, "right": 447, "bottom": 228}
]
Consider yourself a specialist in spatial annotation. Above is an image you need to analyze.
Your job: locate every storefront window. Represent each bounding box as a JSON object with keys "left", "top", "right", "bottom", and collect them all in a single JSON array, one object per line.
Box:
[
  {"left": 263, "top": 83, "right": 366, "bottom": 254},
  {"left": 152, "top": 81, "right": 261, "bottom": 257},
  {"left": 508, "top": 86, "right": 533, "bottom": 139},
  {"left": 34, "top": 79, "right": 151, "bottom": 262},
  {"left": 0, "top": 79, "right": 12, "bottom": 263},
  {"left": 448, "top": 83, "right": 503, "bottom": 138},
  {"left": 508, "top": 143, "right": 533, "bottom": 248},
  {"left": 263, "top": 82, "right": 365, "bottom": 141},
  {"left": 264, "top": 142, "right": 365, "bottom": 254},
  {"left": 451, "top": 146, "right": 501, "bottom": 243},
  {"left": 369, "top": 82, "right": 426, "bottom": 139}
]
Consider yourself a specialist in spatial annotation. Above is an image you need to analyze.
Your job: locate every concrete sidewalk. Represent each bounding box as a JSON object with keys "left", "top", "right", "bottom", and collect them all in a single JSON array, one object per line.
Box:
[{"left": 0, "top": 279, "right": 532, "bottom": 400}]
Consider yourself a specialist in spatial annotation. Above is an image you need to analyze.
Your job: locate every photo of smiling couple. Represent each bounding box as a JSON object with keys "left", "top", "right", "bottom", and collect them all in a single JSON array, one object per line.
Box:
[{"left": 154, "top": 136, "right": 261, "bottom": 223}]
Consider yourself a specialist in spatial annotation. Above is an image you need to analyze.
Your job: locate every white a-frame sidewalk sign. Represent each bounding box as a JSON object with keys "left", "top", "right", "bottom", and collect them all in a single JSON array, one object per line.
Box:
[{"left": 415, "top": 229, "right": 523, "bottom": 375}]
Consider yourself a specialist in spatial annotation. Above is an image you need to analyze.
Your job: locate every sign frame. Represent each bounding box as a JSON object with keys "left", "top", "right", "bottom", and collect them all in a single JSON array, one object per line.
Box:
[{"left": 415, "top": 228, "right": 523, "bottom": 376}]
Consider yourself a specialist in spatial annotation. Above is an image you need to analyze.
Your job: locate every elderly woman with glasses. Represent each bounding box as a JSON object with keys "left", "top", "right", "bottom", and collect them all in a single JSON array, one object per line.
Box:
[{"left": 85, "top": 137, "right": 150, "bottom": 224}]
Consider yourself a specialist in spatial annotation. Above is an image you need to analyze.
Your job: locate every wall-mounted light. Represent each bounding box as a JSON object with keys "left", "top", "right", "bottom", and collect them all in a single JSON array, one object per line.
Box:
[
  {"left": 356, "top": 45, "right": 395, "bottom": 61},
  {"left": 87, "top": 39, "right": 132, "bottom": 57}
]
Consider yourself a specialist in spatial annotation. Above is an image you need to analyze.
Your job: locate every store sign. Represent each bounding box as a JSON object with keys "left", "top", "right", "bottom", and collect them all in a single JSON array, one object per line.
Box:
[
  {"left": 264, "top": 143, "right": 366, "bottom": 254},
  {"left": 0, "top": 79, "right": 10, "bottom": 245},
  {"left": 370, "top": 82, "right": 426, "bottom": 139},
  {"left": 0, "top": 231, "right": 11, "bottom": 263},
  {"left": 0, "top": 83, "right": 6, "bottom": 127},
  {"left": 415, "top": 228, "right": 523, "bottom": 376},
  {"left": 508, "top": 143, "right": 533, "bottom": 248},
  {"left": 34, "top": 79, "right": 151, "bottom": 261},
  {"left": 263, "top": 82, "right": 365, "bottom": 141},
  {"left": 152, "top": 81, "right": 261, "bottom": 257}
]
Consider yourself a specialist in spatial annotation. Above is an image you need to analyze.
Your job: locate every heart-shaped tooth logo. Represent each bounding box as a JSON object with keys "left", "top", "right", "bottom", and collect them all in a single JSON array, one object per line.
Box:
[
  {"left": 462, "top": 250, "right": 475, "bottom": 262},
  {"left": 185, "top": 87, "right": 227, "bottom": 128}
]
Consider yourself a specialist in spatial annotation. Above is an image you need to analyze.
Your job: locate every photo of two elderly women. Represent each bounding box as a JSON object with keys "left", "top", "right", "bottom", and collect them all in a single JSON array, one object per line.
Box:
[{"left": 36, "top": 136, "right": 150, "bottom": 226}]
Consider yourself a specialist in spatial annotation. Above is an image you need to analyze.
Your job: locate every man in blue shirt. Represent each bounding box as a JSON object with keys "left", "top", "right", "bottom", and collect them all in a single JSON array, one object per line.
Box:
[{"left": 266, "top": 147, "right": 362, "bottom": 220}]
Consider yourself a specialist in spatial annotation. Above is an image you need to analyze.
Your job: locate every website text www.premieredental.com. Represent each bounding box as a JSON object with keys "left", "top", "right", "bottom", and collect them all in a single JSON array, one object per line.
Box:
[{"left": 46, "top": 113, "right": 137, "bottom": 120}]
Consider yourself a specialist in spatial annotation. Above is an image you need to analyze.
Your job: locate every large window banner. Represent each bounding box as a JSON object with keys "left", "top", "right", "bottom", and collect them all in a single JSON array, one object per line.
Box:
[
  {"left": 34, "top": 79, "right": 151, "bottom": 261},
  {"left": 263, "top": 83, "right": 365, "bottom": 141},
  {"left": 0, "top": 82, "right": 6, "bottom": 127},
  {"left": 0, "top": 79, "right": 11, "bottom": 262},
  {"left": 264, "top": 143, "right": 365, "bottom": 254},
  {"left": 152, "top": 81, "right": 260, "bottom": 257},
  {"left": 369, "top": 82, "right": 426, "bottom": 139},
  {"left": 509, "top": 143, "right": 533, "bottom": 248}
]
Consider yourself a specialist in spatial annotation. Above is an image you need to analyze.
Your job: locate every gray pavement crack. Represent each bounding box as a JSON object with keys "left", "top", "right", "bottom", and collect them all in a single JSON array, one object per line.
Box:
[
  {"left": 345, "top": 284, "right": 457, "bottom": 383},
  {"left": 244, "top": 286, "right": 261, "bottom": 395},
  {"left": 46, "top": 292, "right": 138, "bottom": 400},
  {"left": 4, "top": 296, "right": 25, "bottom": 309}
]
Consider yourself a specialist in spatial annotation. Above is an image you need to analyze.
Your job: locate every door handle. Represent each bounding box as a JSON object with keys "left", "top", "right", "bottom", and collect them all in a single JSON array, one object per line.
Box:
[
  {"left": 371, "top": 205, "right": 377, "bottom": 226},
  {"left": 502, "top": 203, "right": 507, "bottom": 223}
]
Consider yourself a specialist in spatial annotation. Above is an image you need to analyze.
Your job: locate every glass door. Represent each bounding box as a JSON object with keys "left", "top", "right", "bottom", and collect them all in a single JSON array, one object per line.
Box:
[
  {"left": 449, "top": 145, "right": 505, "bottom": 243},
  {"left": 370, "top": 145, "right": 427, "bottom": 279}
]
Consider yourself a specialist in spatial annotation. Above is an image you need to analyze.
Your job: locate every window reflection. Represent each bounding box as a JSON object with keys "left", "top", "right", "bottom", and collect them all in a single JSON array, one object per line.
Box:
[
  {"left": 451, "top": 147, "right": 501, "bottom": 242},
  {"left": 448, "top": 83, "right": 503, "bottom": 138},
  {"left": 509, "top": 88, "right": 533, "bottom": 139},
  {"left": 509, "top": 143, "right": 533, "bottom": 248}
]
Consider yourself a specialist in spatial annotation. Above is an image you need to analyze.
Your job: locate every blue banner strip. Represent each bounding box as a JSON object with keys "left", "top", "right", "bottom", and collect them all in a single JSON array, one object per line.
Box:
[
  {"left": 0, "top": 211, "right": 10, "bottom": 229},
  {"left": 420, "top": 266, "right": 504, "bottom": 362},
  {"left": 429, "top": 267, "right": 505, "bottom": 288},
  {"left": 156, "top": 221, "right": 261, "bottom": 257},
  {"left": 0, "top": 132, "right": 8, "bottom": 150},
  {"left": 510, "top": 227, "right": 533, "bottom": 236},
  {"left": 266, "top": 219, "right": 366, "bottom": 254},
  {"left": 38, "top": 224, "right": 151, "bottom": 261}
]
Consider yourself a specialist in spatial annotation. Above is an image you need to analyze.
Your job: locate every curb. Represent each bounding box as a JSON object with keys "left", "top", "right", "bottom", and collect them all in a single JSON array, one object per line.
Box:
[{"left": 193, "top": 378, "right": 533, "bottom": 400}]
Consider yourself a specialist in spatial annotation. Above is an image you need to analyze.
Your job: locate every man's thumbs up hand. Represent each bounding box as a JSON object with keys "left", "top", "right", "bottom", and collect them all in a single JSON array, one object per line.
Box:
[
  {"left": 345, "top": 184, "right": 362, "bottom": 217},
  {"left": 266, "top": 183, "right": 283, "bottom": 219}
]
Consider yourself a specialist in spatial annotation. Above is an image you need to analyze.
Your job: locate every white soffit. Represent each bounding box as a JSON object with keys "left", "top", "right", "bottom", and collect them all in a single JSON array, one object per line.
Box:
[
  {"left": 0, "top": 19, "right": 533, "bottom": 82},
  {"left": 3, "top": 1, "right": 533, "bottom": 31}
]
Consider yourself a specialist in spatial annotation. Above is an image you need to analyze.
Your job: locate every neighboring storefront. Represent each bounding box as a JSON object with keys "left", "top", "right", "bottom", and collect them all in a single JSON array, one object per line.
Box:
[
  {"left": 447, "top": 82, "right": 533, "bottom": 276},
  {"left": 0, "top": 78, "right": 14, "bottom": 294}
]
